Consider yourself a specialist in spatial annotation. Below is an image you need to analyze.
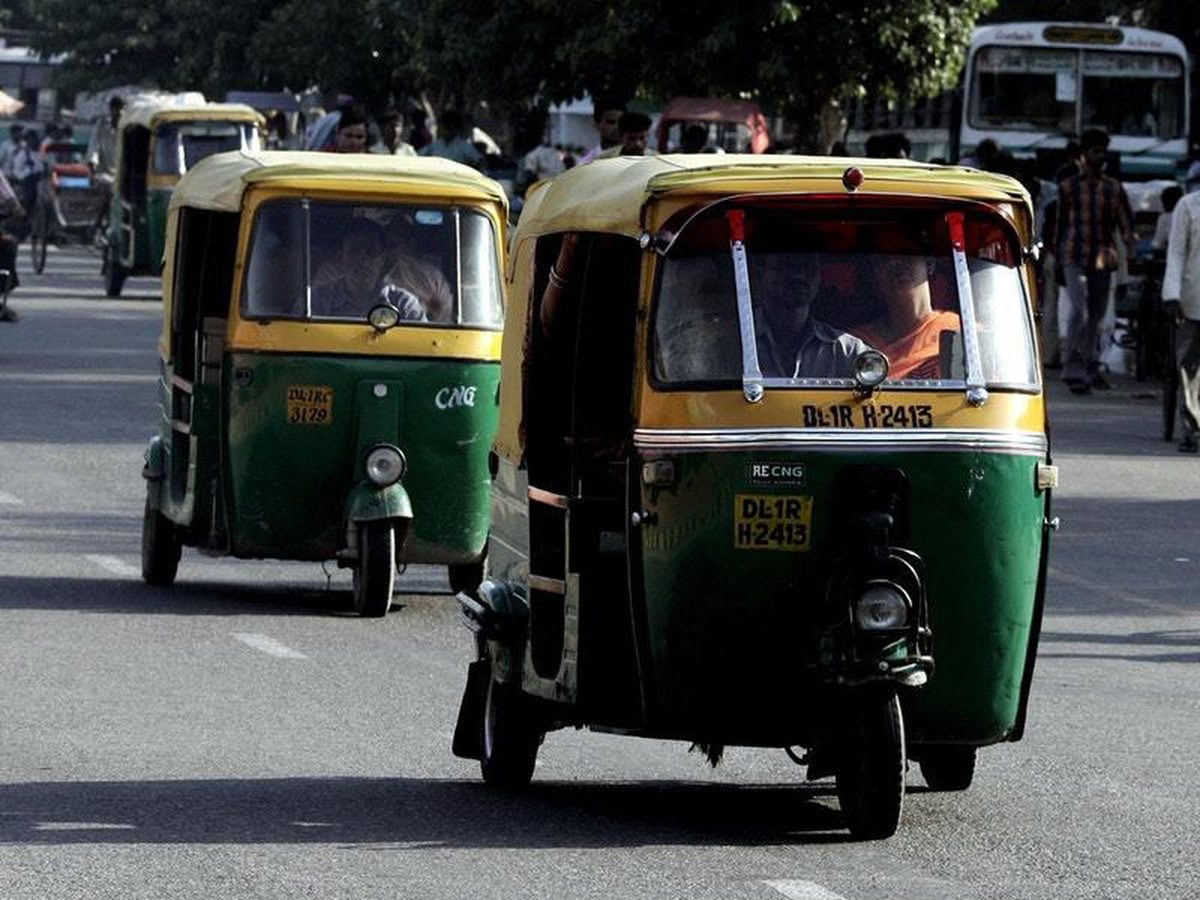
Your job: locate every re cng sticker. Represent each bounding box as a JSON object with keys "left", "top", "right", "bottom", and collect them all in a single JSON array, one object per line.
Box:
[
  {"left": 734, "top": 494, "right": 812, "bottom": 552},
  {"left": 286, "top": 385, "right": 334, "bottom": 425}
]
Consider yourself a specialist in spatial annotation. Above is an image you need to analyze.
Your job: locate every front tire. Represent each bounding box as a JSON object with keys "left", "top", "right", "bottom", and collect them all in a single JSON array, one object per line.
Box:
[
  {"left": 30, "top": 211, "right": 48, "bottom": 275},
  {"left": 836, "top": 688, "right": 906, "bottom": 840},
  {"left": 352, "top": 521, "right": 395, "bottom": 617},
  {"left": 480, "top": 670, "right": 541, "bottom": 788},
  {"left": 104, "top": 245, "right": 126, "bottom": 298},
  {"left": 918, "top": 746, "right": 977, "bottom": 792},
  {"left": 141, "top": 496, "right": 181, "bottom": 586}
]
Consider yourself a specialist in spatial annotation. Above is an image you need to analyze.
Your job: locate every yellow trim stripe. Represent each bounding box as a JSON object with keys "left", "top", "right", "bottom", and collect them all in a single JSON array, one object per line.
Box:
[{"left": 226, "top": 320, "right": 502, "bottom": 359}]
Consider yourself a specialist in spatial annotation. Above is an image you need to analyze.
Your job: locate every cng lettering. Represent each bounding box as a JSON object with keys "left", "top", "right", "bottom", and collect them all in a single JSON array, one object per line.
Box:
[{"left": 435, "top": 385, "right": 477, "bottom": 410}]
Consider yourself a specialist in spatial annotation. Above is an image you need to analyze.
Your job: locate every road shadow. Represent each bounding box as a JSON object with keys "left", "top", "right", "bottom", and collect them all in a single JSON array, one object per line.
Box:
[
  {"left": 0, "top": 574, "right": 452, "bottom": 618},
  {"left": 0, "top": 776, "right": 853, "bottom": 848},
  {"left": 1038, "top": 627, "right": 1200, "bottom": 664}
]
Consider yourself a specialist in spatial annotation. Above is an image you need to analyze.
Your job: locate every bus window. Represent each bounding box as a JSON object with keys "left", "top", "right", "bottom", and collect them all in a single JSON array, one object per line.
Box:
[
  {"left": 970, "top": 46, "right": 1076, "bottom": 133},
  {"left": 1080, "top": 51, "right": 1185, "bottom": 139}
]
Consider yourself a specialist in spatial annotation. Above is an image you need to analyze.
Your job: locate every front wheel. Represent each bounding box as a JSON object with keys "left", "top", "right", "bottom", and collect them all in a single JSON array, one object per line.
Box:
[
  {"left": 835, "top": 689, "right": 906, "bottom": 840},
  {"left": 104, "top": 245, "right": 126, "bottom": 298},
  {"left": 141, "top": 496, "right": 181, "bottom": 586},
  {"left": 480, "top": 670, "right": 541, "bottom": 788},
  {"left": 352, "top": 521, "right": 395, "bottom": 617},
  {"left": 30, "top": 212, "right": 48, "bottom": 275},
  {"left": 918, "top": 746, "right": 977, "bottom": 792}
]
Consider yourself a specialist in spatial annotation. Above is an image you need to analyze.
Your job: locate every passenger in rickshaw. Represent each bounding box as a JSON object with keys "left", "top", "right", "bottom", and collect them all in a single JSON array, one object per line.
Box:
[
  {"left": 851, "top": 231, "right": 960, "bottom": 379},
  {"left": 381, "top": 225, "right": 454, "bottom": 323}
]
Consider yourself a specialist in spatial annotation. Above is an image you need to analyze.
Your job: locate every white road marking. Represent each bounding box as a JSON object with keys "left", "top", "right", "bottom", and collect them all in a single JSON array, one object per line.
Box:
[
  {"left": 85, "top": 554, "right": 141, "bottom": 578},
  {"left": 233, "top": 632, "right": 307, "bottom": 660},
  {"left": 763, "top": 881, "right": 848, "bottom": 900},
  {"left": 0, "top": 491, "right": 23, "bottom": 504},
  {"left": 1175, "top": 557, "right": 1190, "bottom": 562},
  {"left": 34, "top": 822, "right": 136, "bottom": 831}
]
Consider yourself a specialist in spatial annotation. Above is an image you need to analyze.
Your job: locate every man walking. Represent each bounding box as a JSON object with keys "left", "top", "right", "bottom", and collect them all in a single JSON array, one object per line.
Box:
[
  {"left": 1162, "top": 188, "right": 1200, "bottom": 452},
  {"left": 1055, "top": 128, "right": 1135, "bottom": 394}
]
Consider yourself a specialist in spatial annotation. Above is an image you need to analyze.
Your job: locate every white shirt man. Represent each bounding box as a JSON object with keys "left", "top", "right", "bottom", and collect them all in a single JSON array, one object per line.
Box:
[{"left": 1162, "top": 190, "right": 1200, "bottom": 451}]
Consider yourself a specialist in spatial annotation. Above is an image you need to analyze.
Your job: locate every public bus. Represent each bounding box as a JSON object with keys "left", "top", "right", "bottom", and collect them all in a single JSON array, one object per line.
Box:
[{"left": 956, "top": 22, "right": 1190, "bottom": 179}]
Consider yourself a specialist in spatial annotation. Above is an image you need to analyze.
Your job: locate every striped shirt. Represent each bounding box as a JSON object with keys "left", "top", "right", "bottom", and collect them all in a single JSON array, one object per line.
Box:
[{"left": 1056, "top": 173, "right": 1134, "bottom": 270}]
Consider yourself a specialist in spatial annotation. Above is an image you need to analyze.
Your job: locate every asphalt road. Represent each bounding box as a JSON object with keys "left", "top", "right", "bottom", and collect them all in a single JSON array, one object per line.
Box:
[{"left": 1, "top": 245, "right": 1198, "bottom": 899}]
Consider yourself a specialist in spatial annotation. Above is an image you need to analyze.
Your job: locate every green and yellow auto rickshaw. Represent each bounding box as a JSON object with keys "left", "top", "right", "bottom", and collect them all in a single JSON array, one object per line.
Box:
[
  {"left": 140, "top": 151, "right": 507, "bottom": 616},
  {"left": 452, "top": 155, "right": 1055, "bottom": 838},
  {"left": 105, "top": 100, "right": 263, "bottom": 297}
]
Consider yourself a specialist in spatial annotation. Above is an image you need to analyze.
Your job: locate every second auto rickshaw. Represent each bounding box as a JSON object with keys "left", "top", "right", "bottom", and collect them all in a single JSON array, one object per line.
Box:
[
  {"left": 452, "top": 155, "right": 1054, "bottom": 838},
  {"left": 141, "top": 151, "right": 507, "bottom": 616},
  {"left": 104, "top": 99, "right": 262, "bottom": 297}
]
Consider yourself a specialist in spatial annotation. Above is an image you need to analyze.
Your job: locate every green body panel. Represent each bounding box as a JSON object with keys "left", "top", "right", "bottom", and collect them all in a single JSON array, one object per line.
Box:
[
  {"left": 221, "top": 352, "right": 498, "bottom": 562},
  {"left": 635, "top": 449, "right": 1047, "bottom": 747},
  {"left": 146, "top": 188, "right": 170, "bottom": 273},
  {"left": 108, "top": 188, "right": 169, "bottom": 275}
]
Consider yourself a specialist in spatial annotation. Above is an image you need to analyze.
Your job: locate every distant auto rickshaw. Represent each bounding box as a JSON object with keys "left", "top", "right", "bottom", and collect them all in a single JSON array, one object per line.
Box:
[
  {"left": 29, "top": 141, "right": 109, "bottom": 273},
  {"left": 141, "top": 151, "right": 507, "bottom": 616},
  {"left": 452, "top": 155, "right": 1055, "bottom": 839},
  {"left": 654, "top": 96, "right": 771, "bottom": 154},
  {"left": 104, "top": 100, "right": 262, "bottom": 296}
]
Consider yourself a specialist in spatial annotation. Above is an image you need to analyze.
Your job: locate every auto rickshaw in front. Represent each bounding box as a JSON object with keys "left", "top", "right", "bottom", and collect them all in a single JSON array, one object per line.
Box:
[
  {"left": 451, "top": 155, "right": 1055, "bottom": 838},
  {"left": 104, "top": 99, "right": 263, "bottom": 297},
  {"left": 140, "top": 151, "right": 507, "bottom": 616}
]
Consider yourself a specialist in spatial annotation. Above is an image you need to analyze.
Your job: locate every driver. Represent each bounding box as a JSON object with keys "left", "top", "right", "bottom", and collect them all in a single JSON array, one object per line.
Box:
[
  {"left": 311, "top": 221, "right": 426, "bottom": 321},
  {"left": 751, "top": 251, "right": 869, "bottom": 378}
]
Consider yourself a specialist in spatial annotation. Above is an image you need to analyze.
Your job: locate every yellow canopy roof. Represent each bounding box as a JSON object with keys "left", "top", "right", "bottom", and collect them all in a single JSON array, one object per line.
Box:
[
  {"left": 519, "top": 154, "right": 1031, "bottom": 239},
  {"left": 120, "top": 99, "right": 263, "bottom": 132},
  {"left": 169, "top": 150, "right": 509, "bottom": 214}
]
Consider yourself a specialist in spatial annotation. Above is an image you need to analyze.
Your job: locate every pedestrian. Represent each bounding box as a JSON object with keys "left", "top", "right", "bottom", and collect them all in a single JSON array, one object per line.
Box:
[
  {"left": 418, "top": 109, "right": 484, "bottom": 169},
  {"left": 595, "top": 111, "right": 653, "bottom": 159},
  {"left": 1055, "top": 128, "right": 1135, "bottom": 394},
  {"left": 407, "top": 109, "right": 433, "bottom": 152},
  {"left": 0, "top": 167, "right": 26, "bottom": 318},
  {"left": 577, "top": 96, "right": 625, "bottom": 165},
  {"left": 0, "top": 124, "right": 23, "bottom": 174},
  {"left": 372, "top": 108, "right": 416, "bottom": 156},
  {"left": 87, "top": 95, "right": 124, "bottom": 179},
  {"left": 1161, "top": 187, "right": 1200, "bottom": 451},
  {"left": 332, "top": 105, "right": 370, "bottom": 153}
]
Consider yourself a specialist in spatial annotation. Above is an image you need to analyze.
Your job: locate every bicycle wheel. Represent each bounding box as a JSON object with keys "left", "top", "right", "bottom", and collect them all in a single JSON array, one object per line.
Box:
[{"left": 1163, "top": 319, "right": 1178, "bottom": 442}]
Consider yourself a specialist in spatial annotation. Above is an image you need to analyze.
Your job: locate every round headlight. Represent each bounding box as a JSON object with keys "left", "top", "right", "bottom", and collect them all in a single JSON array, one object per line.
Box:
[
  {"left": 365, "top": 444, "right": 406, "bottom": 486},
  {"left": 368, "top": 303, "right": 401, "bottom": 332},
  {"left": 852, "top": 349, "right": 890, "bottom": 393},
  {"left": 854, "top": 582, "right": 909, "bottom": 630}
]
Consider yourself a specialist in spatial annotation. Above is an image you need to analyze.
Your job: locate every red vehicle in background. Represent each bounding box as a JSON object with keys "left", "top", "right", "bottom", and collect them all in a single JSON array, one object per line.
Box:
[
  {"left": 654, "top": 97, "right": 771, "bottom": 154},
  {"left": 29, "top": 141, "right": 108, "bottom": 273}
]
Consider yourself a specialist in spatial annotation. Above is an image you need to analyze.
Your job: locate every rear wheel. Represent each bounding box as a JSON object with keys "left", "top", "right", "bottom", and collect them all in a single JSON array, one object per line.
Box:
[
  {"left": 352, "top": 521, "right": 395, "bottom": 617},
  {"left": 141, "top": 495, "right": 181, "bottom": 586},
  {"left": 480, "top": 669, "right": 541, "bottom": 788},
  {"left": 835, "top": 688, "right": 906, "bottom": 840},
  {"left": 918, "top": 746, "right": 977, "bottom": 792}
]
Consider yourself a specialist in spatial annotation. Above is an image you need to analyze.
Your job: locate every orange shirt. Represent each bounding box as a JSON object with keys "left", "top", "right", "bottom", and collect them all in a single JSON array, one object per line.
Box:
[{"left": 856, "top": 310, "right": 961, "bottom": 379}]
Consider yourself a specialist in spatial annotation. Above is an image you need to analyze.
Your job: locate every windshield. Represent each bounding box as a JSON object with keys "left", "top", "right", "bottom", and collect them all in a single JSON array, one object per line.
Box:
[
  {"left": 152, "top": 121, "right": 260, "bottom": 175},
  {"left": 971, "top": 46, "right": 1077, "bottom": 132},
  {"left": 1081, "top": 51, "right": 1185, "bottom": 139},
  {"left": 242, "top": 199, "right": 503, "bottom": 328},
  {"left": 651, "top": 204, "right": 1037, "bottom": 390},
  {"left": 970, "top": 46, "right": 1186, "bottom": 139}
]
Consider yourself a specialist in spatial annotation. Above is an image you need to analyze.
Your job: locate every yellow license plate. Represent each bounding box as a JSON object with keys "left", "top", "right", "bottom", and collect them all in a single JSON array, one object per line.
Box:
[
  {"left": 734, "top": 494, "right": 812, "bottom": 552},
  {"left": 286, "top": 384, "right": 334, "bottom": 425}
]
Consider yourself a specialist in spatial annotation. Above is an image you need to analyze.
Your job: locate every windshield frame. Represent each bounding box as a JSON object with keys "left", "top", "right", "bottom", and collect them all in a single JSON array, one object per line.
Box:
[
  {"left": 647, "top": 196, "right": 1040, "bottom": 395},
  {"left": 237, "top": 193, "right": 504, "bottom": 331}
]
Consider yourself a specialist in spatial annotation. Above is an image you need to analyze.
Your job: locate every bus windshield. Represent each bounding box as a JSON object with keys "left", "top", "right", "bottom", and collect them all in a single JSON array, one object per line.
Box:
[{"left": 970, "top": 45, "right": 1186, "bottom": 140}]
